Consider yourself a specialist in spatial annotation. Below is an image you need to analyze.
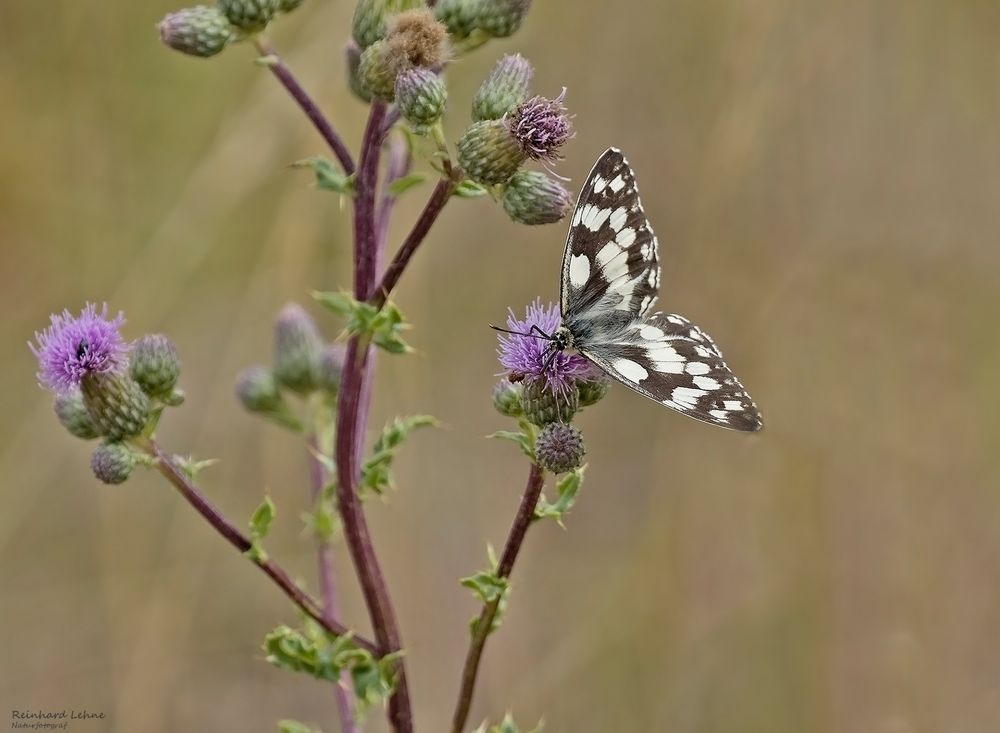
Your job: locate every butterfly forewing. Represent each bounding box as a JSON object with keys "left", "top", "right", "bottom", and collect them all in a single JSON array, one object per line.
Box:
[
  {"left": 561, "top": 148, "right": 660, "bottom": 320},
  {"left": 560, "top": 148, "right": 763, "bottom": 432}
]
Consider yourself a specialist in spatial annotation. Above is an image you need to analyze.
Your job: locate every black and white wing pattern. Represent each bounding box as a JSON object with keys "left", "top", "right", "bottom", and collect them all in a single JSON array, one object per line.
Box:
[{"left": 561, "top": 149, "right": 763, "bottom": 432}]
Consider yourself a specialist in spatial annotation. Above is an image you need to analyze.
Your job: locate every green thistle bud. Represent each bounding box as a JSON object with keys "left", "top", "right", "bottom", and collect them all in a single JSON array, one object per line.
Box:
[
  {"left": 236, "top": 365, "right": 283, "bottom": 413},
  {"left": 396, "top": 68, "right": 447, "bottom": 128},
  {"left": 218, "top": 0, "right": 280, "bottom": 32},
  {"left": 457, "top": 120, "right": 525, "bottom": 185},
  {"left": 521, "top": 379, "right": 579, "bottom": 427},
  {"left": 91, "top": 442, "right": 137, "bottom": 485},
  {"left": 279, "top": 0, "right": 305, "bottom": 12},
  {"left": 158, "top": 6, "right": 234, "bottom": 58},
  {"left": 54, "top": 390, "right": 101, "bottom": 440},
  {"left": 130, "top": 334, "right": 181, "bottom": 399},
  {"left": 358, "top": 41, "right": 399, "bottom": 101},
  {"left": 318, "top": 344, "right": 346, "bottom": 395},
  {"left": 535, "top": 422, "right": 585, "bottom": 474},
  {"left": 476, "top": 0, "right": 532, "bottom": 38},
  {"left": 346, "top": 41, "right": 373, "bottom": 102},
  {"left": 577, "top": 376, "right": 609, "bottom": 407},
  {"left": 472, "top": 53, "right": 533, "bottom": 121},
  {"left": 80, "top": 372, "right": 151, "bottom": 441},
  {"left": 352, "top": 0, "right": 423, "bottom": 49},
  {"left": 434, "top": 0, "right": 483, "bottom": 39},
  {"left": 491, "top": 379, "right": 523, "bottom": 418},
  {"left": 502, "top": 170, "right": 572, "bottom": 225},
  {"left": 273, "top": 304, "right": 323, "bottom": 395}
]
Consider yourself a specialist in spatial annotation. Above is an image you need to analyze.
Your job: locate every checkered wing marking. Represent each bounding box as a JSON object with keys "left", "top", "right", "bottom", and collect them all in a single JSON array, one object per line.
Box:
[
  {"left": 560, "top": 148, "right": 660, "bottom": 321},
  {"left": 579, "top": 312, "right": 764, "bottom": 432}
]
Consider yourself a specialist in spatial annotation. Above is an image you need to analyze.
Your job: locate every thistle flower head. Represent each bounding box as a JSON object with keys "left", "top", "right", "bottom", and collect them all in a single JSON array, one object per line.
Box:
[
  {"left": 507, "top": 90, "right": 573, "bottom": 162},
  {"left": 158, "top": 6, "right": 234, "bottom": 58},
  {"left": 535, "top": 422, "right": 585, "bottom": 474},
  {"left": 496, "top": 299, "right": 593, "bottom": 395},
  {"left": 31, "top": 303, "right": 128, "bottom": 393},
  {"left": 384, "top": 9, "right": 451, "bottom": 70}
]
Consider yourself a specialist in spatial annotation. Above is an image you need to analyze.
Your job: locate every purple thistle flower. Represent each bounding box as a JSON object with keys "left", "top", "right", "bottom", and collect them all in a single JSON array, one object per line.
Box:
[
  {"left": 506, "top": 90, "right": 574, "bottom": 162},
  {"left": 30, "top": 303, "right": 128, "bottom": 393},
  {"left": 497, "top": 299, "right": 594, "bottom": 394}
]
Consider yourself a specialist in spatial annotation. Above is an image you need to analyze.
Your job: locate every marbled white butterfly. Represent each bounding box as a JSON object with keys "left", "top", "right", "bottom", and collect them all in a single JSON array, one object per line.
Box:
[{"left": 506, "top": 148, "right": 764, "bottom": 431}]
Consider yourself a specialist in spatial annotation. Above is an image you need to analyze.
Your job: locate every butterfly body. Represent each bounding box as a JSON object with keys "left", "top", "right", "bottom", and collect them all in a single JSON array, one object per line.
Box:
[{"left": 556, "top": 148, "right": 764, "bottom": 432}]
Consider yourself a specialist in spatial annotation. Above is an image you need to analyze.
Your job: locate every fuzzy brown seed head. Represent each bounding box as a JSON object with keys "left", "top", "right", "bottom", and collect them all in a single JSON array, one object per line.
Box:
[{"left": 384, "top": 9, "right": 450, "bottom": 70}]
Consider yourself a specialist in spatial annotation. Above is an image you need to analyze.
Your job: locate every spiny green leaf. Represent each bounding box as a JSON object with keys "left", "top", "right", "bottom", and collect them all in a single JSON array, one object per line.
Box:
[
  {"left": 250, "top": 495, "right": 276, "bottom": 541},
  {"left": 387, "top": 172, "right": 428, "bottom": 196},
  {"left": 454, "top": 179, "right": 490, "bottom": 198},
  {"left": 487, "top": 430, "right": 535, "bottom": 460},
  {"left": 360, "top": 415, "right": 439, "bottom": 497},
  {"left": 294, "top": 157, "right": 355, "bottom": 194},
  {"left": 172, "top": 454, "right": 219, "bottom": 480},
  {"left": 534, "top": 466, "right": 586, "bottom": 525},
  {"left": 302, "top": 498, "right": 339, "bottom": 542},
  {"left": 312, "top": 291, "right": 413, "bottom": 355},
  {"left": 460, "top": 570, "right": 509, "bottom": 605}
]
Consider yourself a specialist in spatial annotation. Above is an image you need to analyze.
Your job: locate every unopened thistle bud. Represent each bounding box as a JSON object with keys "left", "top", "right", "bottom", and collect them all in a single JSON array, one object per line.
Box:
[
  {"left": 509, "top": 91, "right": 573, "bottom": 162},
  {"left": 535, "top": 422, "right": 585, "bottom": 474},
  {"left": 396, "top": 68, "right": 447, "bottom": 128},
  {"left": 491, "top": 379, "right": 523, "bottom": 418},
  {"left": 236, "top": 366, "right": 283, "bottom": 413},
  {"left": 158, "top": 6, "right": 234, "bottom": 58},
  {"left": 352, "top": 0, "right": 423, "bottom": 49},
  {"left": 433, "top": 0, "right": 482, "bottom": 39},
  {"left": 273, "top": 303, "right": 323, "bottom": 395},
  {"left": 576, "top": 376, "right": 609, "bottom": 407},
  {"left": 54, "top": 391, "right": 101, "bottom": 440},
  {"left": 457, "top": 120, "right": 525, "bottom": 185},
  {"left": 217, "top": 0, "right": 280, "bottom": 32},
  {"left": 502, "top": 170, "right": 572, "bottom": 225},
  {"left": 521, "top": 378, "right": 579, "bottom": 427},
  {"left": 317, "top": 344, "right": 346, "bottom": 395},
  {"left": 358, "top": 41, "right": 399, "bottom": 101},
  {"left": 476, "top": 0, "right": 532, "bottom": 38},
  {"left": 91, "top": 442, "right": 136, "bottom": 485},
  {"left": 473, "top": 53, "right": 533, "bottom": 121},
  {"left": 80, "top": 373, "right": 151, "bottom": 441},
  {"left": 278, "top": 0, "right": 305, "bottom": 12},
  {"left": 130, "top": 334, "right": 181, "bottom": 399},
  {"left": 346, "top": 41, "right": 372, "bottom": 102}
]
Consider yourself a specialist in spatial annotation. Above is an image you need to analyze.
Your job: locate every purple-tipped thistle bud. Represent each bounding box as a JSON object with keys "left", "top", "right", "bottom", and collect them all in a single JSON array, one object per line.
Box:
[
  {"left": 217, "top": 0, "right": 280, "bottom": 32},
  {"left": 491, "top": 379, "right": 523, "bottom": 418},
  {"left": 576, "top": 376, "right": 610, "bottom": 407},
  {"left": 54, "top": 391, "right": 101, "bottom": 440},
  {"left": 273, "top": 304, "right": 323, "bottom": 395},
  {"left": 317, "top": 344, "right": 346, "bottom": 395},
  {"left": 535, "top": 422, "right": 585, "bottom": 474},
  {"left": 130, "top": 334, "right": 181, "bottom": 399},
  {"left": 80, "top": 373, "right": 151, "bottom": 441},
  {"left": 158, "top": 6, "right": 234, "bottom": 58},
  {"left": 473, "top": 53, "right": 533, "bottom": 122},
  {"left": 91, "top": 442, "right": 137, "bottom": 485},
  {"left": 509, "top": 91, "right": 574, "bottom": 162},
  {"left": 457, "top": 120, "right": 525, "bottom": 185},
  {"left": 476, "top": 0, "right": 532, "bottom": 38},
  {"left": 396, "top": 68, "right": 447, "bottom": 129},
  {"left": 352, "top": 0, "right": 424, "bottom": 49},
  {"left": 522, "top": 378, "right": 579, "bottom": 427},
  {"left": 278, "top": 0, "right": 305, "bottom": 12},
  {"left": 502, "top": 170, "right": 572, "bottom": 225},
  {"left": 433, "top": 0, "right": 483, "bottom": 39},
  {"left": 346, "top": 41, "right": 373, "bottom": 102}
]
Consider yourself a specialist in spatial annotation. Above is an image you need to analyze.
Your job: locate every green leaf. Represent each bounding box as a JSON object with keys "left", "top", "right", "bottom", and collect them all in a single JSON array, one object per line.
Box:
[
  {"left": 246, "top": 495, "right": 275, "bottom": 561},
  {"left": 278, "top": 721, "right": 322, "bottom": 733},
  {"left": 387, "top": 172, "right": 428, "bottom": 196},
  {"left": 303, "top": 497, "right": 339, "bottom": 542},
  {"left": 534, "top": 466, "right": 586, "bottom": 525},
  {"left": 487, "top": 430, "right": 535, "bottom": 461},
  {"left": 312, "top": 291, "right": 413, "bottom": 355},
  {"left": 360, "top": 415, "right": 438, "bottom": 497},
  {"left": 350, "top": 651, "right": 403, "bottom": 716},
  {"left": 461, "top": 570, "right": 509, "bottom": 605},
  {"left": 294, "top": 157, "right": 355, "bottom": 194},
  {"left": 453, "top": 179, "right": 489, "bottom": 198},
  {"left": 172, "top": 454, "right": 219, "bottom": 480}
]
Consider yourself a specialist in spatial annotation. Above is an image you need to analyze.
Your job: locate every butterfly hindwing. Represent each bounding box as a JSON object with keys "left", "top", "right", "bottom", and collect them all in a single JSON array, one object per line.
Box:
[
  {"left": 561, "top": 148, "right": 660, "bottom": 321},
  {"left": 580, "top": 313, "right": 763, "bottom": 432}
]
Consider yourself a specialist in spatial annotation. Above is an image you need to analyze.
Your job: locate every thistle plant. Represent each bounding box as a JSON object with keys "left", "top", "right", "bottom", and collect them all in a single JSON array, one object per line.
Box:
[{"left": 32, "top": 2, "right": 650, "bottom": 732}]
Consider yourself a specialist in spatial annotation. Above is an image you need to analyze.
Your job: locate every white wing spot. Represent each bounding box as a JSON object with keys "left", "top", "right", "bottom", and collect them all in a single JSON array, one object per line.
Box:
[
  {"left": 568, "top": 254, "right": 591, "bottom": 288},
  {"left": 608, "top": 175, "right": 626, "bottom": 192},
  {"left": 616, "top": 227, "right": 636, "bottom": 247},
  {"left": 592, "top": 175, "right": 607, "bottom": 193},
  {"left": 723, "top": 400, "right": 743, "bottom": 411},
  {"left": 584, "top": 206, "right": 613, "bottom": 231},
  {"left": 596, "top": 242, "right": 621, "bottom": 267},
  {"left": 709, "top": 409, "right": 728, "bottom": 421},
  {"left": 609, "top": 207, "right": 628, "bottom": 232},
  {"left": 694, "top": 346, "right": 713, "bottom": 358},
  {"left": 639, "top": 295, "right": 653, "bottom": 312},
  {"left": 685, "top": 361, "right": 710, "bottom": 375},
  {"left": 693, "top": 376, "right": 721, "bottom": 390},
  {"left": 672, "top": 386, "right": 707, "bottom": 408},
  {"left": 639, "top": 324, "right": 664, "bottom": 339},
  {"left": 613, "top": 358, "right": 649, "bottom": 382},
  {"left": 647, "top": 270, "right": 656, "bottom": 287},
  {"left": 667, "top": 315, "right": 686, "bottom": 325}
]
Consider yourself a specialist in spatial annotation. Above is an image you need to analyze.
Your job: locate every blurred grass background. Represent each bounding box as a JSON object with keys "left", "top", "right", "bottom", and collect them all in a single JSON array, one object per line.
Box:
[{"left": 2, "top": 0, "right": 1000, "bottom": 731}]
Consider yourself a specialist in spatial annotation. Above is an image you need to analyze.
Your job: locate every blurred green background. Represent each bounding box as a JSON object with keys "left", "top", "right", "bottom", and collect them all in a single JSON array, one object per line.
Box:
[{"left": 2, "top": 1, "right": 999, "bottom": 731}]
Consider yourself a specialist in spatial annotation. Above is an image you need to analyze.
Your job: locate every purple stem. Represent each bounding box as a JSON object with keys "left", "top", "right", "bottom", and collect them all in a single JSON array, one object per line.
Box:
[
  {"left": 147, "top": 440, "right": 377, "bottom": 655},
  {"left": 353, "top": 101, "right": 388, "bottom": 300},
  {"left": 450, "top": 463, "right": 547, "bottom": 733},
  {"left": 308, "top": 433, "right": 359, "bottom": 733},
  {"left": 253, "top": 39, "right": 356, "bottom": 175}
]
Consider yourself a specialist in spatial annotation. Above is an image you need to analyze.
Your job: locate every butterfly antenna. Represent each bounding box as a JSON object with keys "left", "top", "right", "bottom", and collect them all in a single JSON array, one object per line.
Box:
[{"left": 489, "top": 324, "right": 555, "bottom": 341}]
